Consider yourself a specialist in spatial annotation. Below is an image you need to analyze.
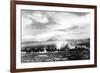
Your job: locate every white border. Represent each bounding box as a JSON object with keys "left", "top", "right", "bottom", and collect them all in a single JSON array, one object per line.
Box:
[{"left": 16, "top": 5, "right": 94, "bottom": 69}]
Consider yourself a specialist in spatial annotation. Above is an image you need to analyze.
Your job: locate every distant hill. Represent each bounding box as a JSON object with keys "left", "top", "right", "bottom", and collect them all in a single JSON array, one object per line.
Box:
[{"left": 22, "top": 38, "right": 90, "bottom": 47}]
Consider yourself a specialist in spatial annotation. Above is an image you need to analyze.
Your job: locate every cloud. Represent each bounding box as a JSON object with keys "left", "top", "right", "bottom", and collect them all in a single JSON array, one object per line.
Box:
[{"left": 21, "top": 10, "right": 90, "bottom": 42}]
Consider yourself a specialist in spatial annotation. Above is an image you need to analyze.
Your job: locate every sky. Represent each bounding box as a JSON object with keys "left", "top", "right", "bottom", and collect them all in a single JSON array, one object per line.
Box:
[{"left": 21, "top": 10, "right": 90, "bottom": 42}]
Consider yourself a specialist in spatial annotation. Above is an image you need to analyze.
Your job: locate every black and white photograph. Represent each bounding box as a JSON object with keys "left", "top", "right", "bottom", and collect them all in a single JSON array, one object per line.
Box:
[
  {"left": 11, "top": 1, "right": 97, "bottom": 72},
  {"left": 21, "top": 10, "right": 90, "bottom": 63}
]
